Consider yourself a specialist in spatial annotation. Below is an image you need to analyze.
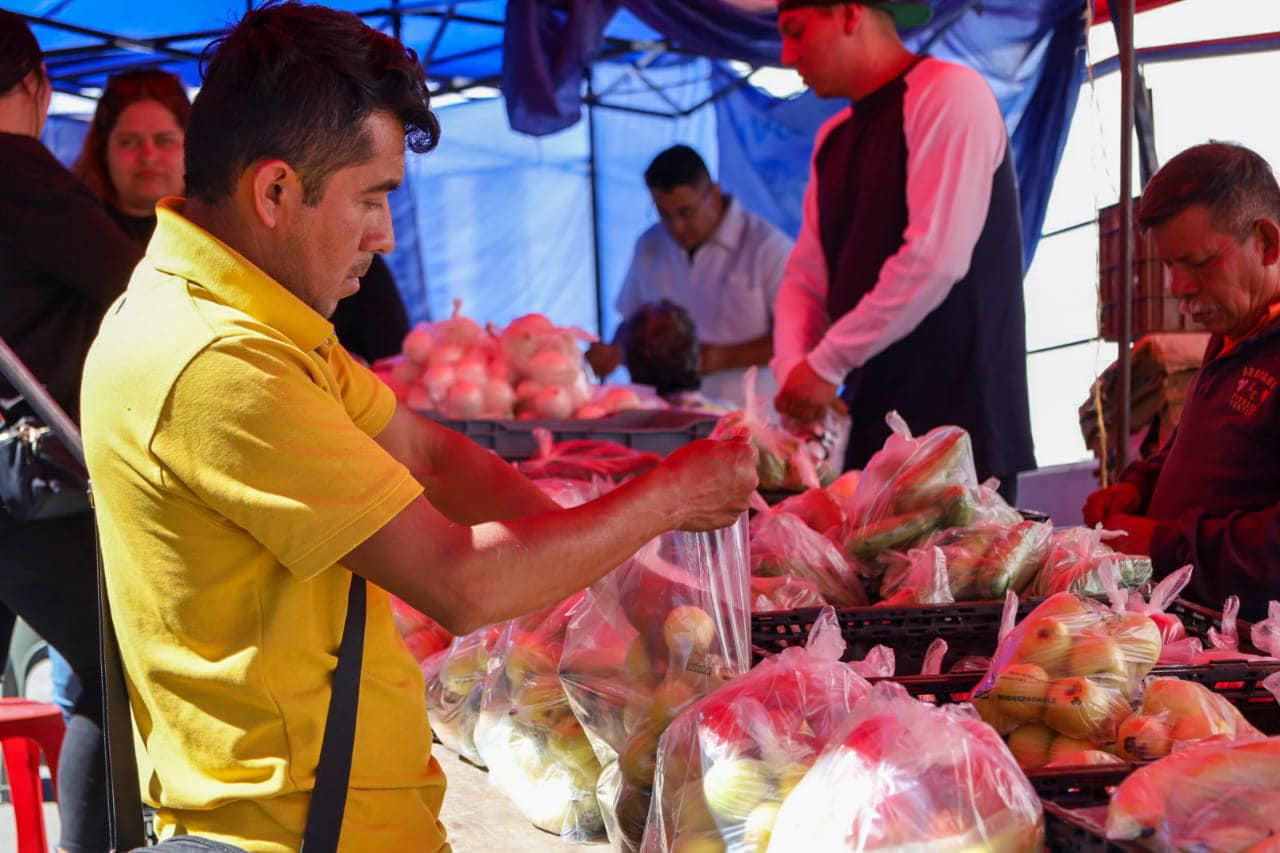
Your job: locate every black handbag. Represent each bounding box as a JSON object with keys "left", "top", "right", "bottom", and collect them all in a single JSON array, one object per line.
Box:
[{"left": 0, "top": 401, "right": 91, "bottom": 522}]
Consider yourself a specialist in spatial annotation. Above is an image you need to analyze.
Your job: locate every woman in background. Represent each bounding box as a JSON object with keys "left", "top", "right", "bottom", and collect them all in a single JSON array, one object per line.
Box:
[{"left": 72, "top": 68, "right": 189, "bottom": 245}]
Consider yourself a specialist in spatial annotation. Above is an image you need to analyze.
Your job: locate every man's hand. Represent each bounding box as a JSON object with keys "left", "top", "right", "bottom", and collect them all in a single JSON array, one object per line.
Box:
[
  {"left": 1101, "top": 513, "right": 1158, "bottom": 555},
  {"left": 1083, "top": 483, "right": 1143, "bottom": 527},
  {"left": 658, "top": 437, "right": 758, "bottom": 531},
  {"left": 585, "top": 342, "right": 622, "bottom": 380},
  {"left": 774, "top": 360, "right": 839, "bottom": 424}
]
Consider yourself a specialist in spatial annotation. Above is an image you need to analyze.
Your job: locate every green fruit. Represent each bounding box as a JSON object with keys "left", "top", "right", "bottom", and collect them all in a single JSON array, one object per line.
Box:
[
  {"left": 701, "top": 757, "right": 771, "bottom": 822},
  {"left": 743, "top": 800, "right": 781, "bottom": 851}
]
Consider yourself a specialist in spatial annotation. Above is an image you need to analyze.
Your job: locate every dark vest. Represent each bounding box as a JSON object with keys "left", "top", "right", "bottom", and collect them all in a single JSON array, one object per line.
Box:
[{"left": 816, "top": 61, "right": 1035, "bottom": 479}]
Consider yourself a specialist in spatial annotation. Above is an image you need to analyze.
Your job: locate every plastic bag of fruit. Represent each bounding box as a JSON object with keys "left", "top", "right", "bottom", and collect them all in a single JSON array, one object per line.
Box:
[
  {"left": 422, "top": 625, "right": 504, "bottom": 765},
  {"left": 1113, "top": 676, "right": 1263, "bottom": 762},
  {"left": 766, "top": 680, "right": 1044, "bottom": 851},
  {"left": 559, "top": 517, "right": 752, "bottom": 852},
  {"left": 877, "top": 546, "right": 955, "bottom": 606},
  {"left": 641, "top": 607, "right": 878, "bottom": 852},
  {"left": 1106, "top": 735, "right": 1280, "bottom": 850},
  {"left": 770, "top": 487, "right": 846, "bottom": 537},
  {"left": 389, "top": 594, "right": 453, "bottom": 665},
  {"left": 750, "top": 574, "right": 828, "bottom": 612},
  {"left": 969, "top": 592, "right": 1162, "bottom": 764},
  {"left": 710, "top": 368, "right": 837, "bottom": 493},
  {"left": 841, "top": 414, "right": 1021, "bottom": 584},
  {"left": 474, "top": 592, "right": 604, "bottom": 840},
  {"left": 1104, "top": 564, "right": 1202, "bottom": 665},
  {"left": 749, "top": 495, "right": 866, "bottom": 608},
  {"left": 882, "top": 520, "right": 1051, "bottom": 602},
  {"left": 1026, "top": 525, "right": 1153, "bottom": 597},
  {"left": 1251, "top": 601, "right": 1280, "bottom": 657}
]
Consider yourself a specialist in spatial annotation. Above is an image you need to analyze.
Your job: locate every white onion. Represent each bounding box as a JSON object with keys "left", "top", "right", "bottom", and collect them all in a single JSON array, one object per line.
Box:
[
  {"left": 422, "top": 363, "right": 456, "bottom": 401},
  {"left": 429, "top": 343, "right": 465, "bottom": 366},
  {"left": 443, "top": 380, "right": 485, "bottom": 419},
  {"left": 532, "top": 385, "right": 574, "bottom": 419},
  {"left": 515, "top": 379, "right": 543, "bottom": 401},
  {"left": 455, "top": 355, "right": 490, "bottom": 386},
  {"left": 526, "top": 349, "right": 579, "bottom": 387},
  {"left": 482, "top": 378, "right": 515, "bottom": 416},
  {"left": 574, "top": 403, "right": 609, "bottom": 420},
  {"left": 600, "top": 387, "right": 642, "bottom": 413},
  {"left": 402, "top": 326, "right": 435, "bottom": 364},
  {"left": 501, "top": 313, "right": 557, "bottom": 363},
  {"left": 390, "top": 356, "right": 422, "bottom": 384}
]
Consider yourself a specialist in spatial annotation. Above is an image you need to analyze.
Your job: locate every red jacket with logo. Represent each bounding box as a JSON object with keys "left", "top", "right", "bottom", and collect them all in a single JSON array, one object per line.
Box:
[{"left": 1120, "top": 323, "right": 1280, "bottom": 619}]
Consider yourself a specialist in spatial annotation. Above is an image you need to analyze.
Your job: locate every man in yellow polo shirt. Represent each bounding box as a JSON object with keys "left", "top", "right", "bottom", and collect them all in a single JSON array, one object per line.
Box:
[{"left": 79, "top": 5, "right": 757, "bottom": 852}]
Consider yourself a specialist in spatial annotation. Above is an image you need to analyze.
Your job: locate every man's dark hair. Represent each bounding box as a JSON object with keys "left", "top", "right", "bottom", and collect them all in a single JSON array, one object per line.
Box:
[
  {"left": 618, "top": 300, "right": 701, "bottom": 395},
  {"left": 185, "top": 1, "right": 440, "bottom": 205},
  {"left": 644, "top": 145, "right": 712, "bottom": 193},
  {"left": 0, "top": 9, "right": 42, "bottom": 95},
  {"left": 1139, "top": 142, "right": 1280, "bottom": 241}
]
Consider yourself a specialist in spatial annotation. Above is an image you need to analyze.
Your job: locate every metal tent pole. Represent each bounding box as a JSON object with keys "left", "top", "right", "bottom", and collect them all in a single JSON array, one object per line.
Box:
[
  {"left": 586, "top": 68, "right": 606, "bottom": 343},
  {"left": 1116, "top": 0, "right": 1136, "bottom": 473}
]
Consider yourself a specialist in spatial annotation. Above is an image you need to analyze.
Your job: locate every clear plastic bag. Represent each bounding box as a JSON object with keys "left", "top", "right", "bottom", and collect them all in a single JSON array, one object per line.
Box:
[
  {"left": 1113, "top": 676, "right": 1262, "bottom": 762},
  {"left": 749, "top": 497, "right": 867, "bottom": 608},
  {"left": 1107, "top": 565, "right": 1200, "bottom": 665},
  {"left": 641, "top": 607, "right": 879, "bottom": 852},
  {"left": 710, "top": 368, "right": 839, "bottom": 493},
  {"left": 422, "top": 625, "right": 503, "bottom": 765},
  {"left": 877, "top": 546, "right": 955, "bottom": 606},
  {"left": 885, "top": 520, "right": 1051, "bottom": 602},
  {"left": 770, "top": 488, "right": 846, "bottom": 537},
  {"left": 1027, "top": 525, "right": 1153, "bottom": 598},
  {"left": 473, "top": 592, "right": 604, "bottom": 840},
  {"left": 750, "top": 574, "right": 828, "bottom": 613},
  {"left": 1251, "top": 601, "right": 1280, "bottom": 657},
  {"left": 767, "top": 680, "right": 1044, "bottom": 851},
  {"left": 1106, "top": 736, "right": 1280, "bottom": 850},
  {"left": 841, "top": 414, "right": 1020, "bottom": 582},
  {"left": 970, "top": 592, "right": 1162, "bottom": 761},
  {"left": 559, "top": 517, "right": 752, "bottom": 852},
  {"left": 1188, "top": 595, "right": 1279, "bottom": 664}
]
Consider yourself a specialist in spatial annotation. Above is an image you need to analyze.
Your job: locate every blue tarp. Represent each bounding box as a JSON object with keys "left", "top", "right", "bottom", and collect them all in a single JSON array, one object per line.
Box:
[{"left": 14, "top": 0, "right": 1091, "bottom": 340}]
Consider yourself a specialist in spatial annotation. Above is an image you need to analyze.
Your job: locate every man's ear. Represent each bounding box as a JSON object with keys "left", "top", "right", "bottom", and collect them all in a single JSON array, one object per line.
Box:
[
  {"left": 249, "top": 159, "right": 302, "bottom": 229},
  {"left": 1256, "top": 217, "right": 1280, "bottom": 267},
  {"left": 842, "top": 2, "right": 863, "bottom": 35}
]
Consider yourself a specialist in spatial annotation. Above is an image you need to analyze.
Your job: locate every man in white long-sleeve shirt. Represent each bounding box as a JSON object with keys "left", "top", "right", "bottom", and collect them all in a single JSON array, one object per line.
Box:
[{"left": 770, "top": 0, "right": 1034, "bottom": 499}]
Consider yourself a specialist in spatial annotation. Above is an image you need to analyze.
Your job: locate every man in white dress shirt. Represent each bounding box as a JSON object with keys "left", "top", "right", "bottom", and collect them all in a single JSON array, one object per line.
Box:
[{"left": 586, "top": 145, "right": 793, "bottom": 407}]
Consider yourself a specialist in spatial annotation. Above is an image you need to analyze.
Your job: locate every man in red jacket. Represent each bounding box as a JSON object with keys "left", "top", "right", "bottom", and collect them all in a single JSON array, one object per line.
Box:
[{"left": 1084, "top": 142, "right": 1280, "bottom": 619}]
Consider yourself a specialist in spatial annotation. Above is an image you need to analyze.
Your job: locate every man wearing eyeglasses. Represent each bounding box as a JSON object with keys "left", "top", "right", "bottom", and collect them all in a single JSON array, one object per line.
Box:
[{"left": 585, "top": 145, "right": 793, "bottom": 407}]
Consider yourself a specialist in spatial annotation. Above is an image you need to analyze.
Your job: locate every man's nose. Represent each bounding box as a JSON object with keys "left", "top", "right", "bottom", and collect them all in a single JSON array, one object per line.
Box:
[
  {"left": 1168, "top": 267, "right": 1195, "bottom": 298},
  {"left": 363, "top": 211, "right": 395, "bottom": 255}
]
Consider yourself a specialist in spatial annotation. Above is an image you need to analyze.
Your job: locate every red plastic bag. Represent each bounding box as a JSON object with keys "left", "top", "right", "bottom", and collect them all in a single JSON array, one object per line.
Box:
[
  {"left": 749, "top": 495, "right": 866, "bottom": 608},
  {"left": 516, "top": 429, "right": 663, "bottom": 482}
]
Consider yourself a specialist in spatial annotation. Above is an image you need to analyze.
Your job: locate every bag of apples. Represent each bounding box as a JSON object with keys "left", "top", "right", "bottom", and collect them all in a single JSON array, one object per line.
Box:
[
  {"left": 421, "top": 624, "right": 504, "bottom": 765},
  {"left": 969, "top": 592, "right": 1163, "bottom": 770},
  {"left": 641, "top": 607, "right": 890, "bottom": 853},
  {"left": 559, "top": 517, "right": 751, "bottom": 852},
  {"left": 473, "top": 591, "right": 606, "bottom": 841},
  {"left": 766, "top": 680, "right": 1044, "bottom": 851}
]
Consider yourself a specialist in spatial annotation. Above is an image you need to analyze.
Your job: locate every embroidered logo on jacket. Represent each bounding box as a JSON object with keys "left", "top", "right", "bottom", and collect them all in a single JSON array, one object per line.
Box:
[{"left": 1231, "top": 366, "right": 1277, "bottom": 417}]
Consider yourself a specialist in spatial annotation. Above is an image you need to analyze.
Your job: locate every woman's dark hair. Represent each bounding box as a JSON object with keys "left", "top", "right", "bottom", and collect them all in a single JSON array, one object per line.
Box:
[
  {"left": 0, "top": 9, "right": 43, "bottom": 95},
  {"left": 1139, "top": 142, "right": 1280, "bottom": 240},
  {"left": 618, "top": 299, "right": 701, "bottom": 395},
  {"left": 71, "top": 70, "right": 191, "bottom": 207},
  {"left": 185, "top": 1, "right": 440, "bottom": 205},
  {"left": 644, "top": 145, "right": 712, "bottom": 193}
]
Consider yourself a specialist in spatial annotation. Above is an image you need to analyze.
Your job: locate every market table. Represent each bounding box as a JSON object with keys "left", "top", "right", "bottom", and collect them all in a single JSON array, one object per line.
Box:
[{"left": 435, "top": 746, "right": 608, "bottom": 850}]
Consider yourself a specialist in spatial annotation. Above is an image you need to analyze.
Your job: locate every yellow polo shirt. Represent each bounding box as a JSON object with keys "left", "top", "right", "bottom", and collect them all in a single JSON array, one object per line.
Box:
[{"left": 81, "top": 200, "right": 448, "bottom": 852}]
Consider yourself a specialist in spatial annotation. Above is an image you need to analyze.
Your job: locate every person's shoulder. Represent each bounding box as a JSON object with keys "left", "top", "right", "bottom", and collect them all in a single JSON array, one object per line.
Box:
[
  {"left": 0, "top": 133, "right": 103, "bottom": 213},
  {"left": 909, "top": 57, "right": 997, "bottom": 107},
  {"left": 738, "top": 205, "right": 793, "bottom": 250}
]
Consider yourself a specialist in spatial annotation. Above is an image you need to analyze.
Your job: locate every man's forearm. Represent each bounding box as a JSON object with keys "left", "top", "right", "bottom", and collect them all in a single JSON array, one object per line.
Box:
[
  {"left": 702, "top": 334, "right": 773, "bottom": 374},
  {"left": 419, "top": 426, "right": 561, "bottom": 523}
]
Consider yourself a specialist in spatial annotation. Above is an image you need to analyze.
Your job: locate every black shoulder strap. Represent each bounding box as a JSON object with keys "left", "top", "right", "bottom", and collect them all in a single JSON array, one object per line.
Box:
[{"left": 300, "top": 575, "right": 366, "bottom": 853}]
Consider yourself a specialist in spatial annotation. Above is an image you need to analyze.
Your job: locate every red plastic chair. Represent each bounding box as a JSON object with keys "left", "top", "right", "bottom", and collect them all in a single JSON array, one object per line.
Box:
[{"left": 0, "top": 699, "right": 64, "bottom": 853}]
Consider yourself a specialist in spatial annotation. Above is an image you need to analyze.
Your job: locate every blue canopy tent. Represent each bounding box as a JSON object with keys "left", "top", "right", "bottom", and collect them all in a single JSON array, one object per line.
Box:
[{"left": 8, "top": 0, "right": 1094, "bottom": 343}]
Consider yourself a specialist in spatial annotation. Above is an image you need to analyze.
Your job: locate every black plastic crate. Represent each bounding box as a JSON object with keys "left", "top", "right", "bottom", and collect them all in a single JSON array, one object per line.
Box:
[
  {"left": 430, "top": 409, "right": 717, "bottom": 461},
  {"left": 751, "top": 600, "right": 1040, "bottom": 672},
  {"left": 1034, "top": 766, "right": 1142, "bottom": 852},
  {"left": 1043, "top": 801, "right": 1140, "bottom": 853},
  {"left": 1168, "top": 597, "right": 1261, "bottom": 651}
]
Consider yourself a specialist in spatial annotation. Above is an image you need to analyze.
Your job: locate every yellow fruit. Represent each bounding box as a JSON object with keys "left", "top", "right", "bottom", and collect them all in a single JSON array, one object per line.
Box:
[
  {"left": 993, "top": 663, "right": 1051, "bottom": 723},
  {"left": 505, "top": 635, "right": 554, "bottom": 684},
  {"left": 743, "top": 801, "right": 781, "bottom": 851},
  {"left": 1006, "top": 722, "right": 1056, "bottom": 769},
  {"left": 970, "top": 693, "right": 1009, "bottom": 732},
  {"left": 650, "top": 677, "right": 699, "bottom": 727},
  {"left": 701, "top": 757, "right": 771, "bottom": 822},
  {"left": 618, "top": 728, "right": 660, "bottom": 788},
  {"left": 1065, "top": 636, "right": 1130, "bottom": 682},
  {"left": 772, "top": 762, "right": 809, "bottom": 800},
  {"left": 672, "top": 779, "right": 719, "bottom": 834},
  {"left": 1046, "top": 748, "right": 1124, "bottom": 768},
  {"left": 673, "top": 833, "right": 727, "bottom": 853},
  {"left": 664, "top": 606, "right": 717, "bottom": 657},
  {"left": 1043, "top": 676, "right": 1125, "bottom": 741},
  {"left": 1116, "top": 612, "right": 1163, "bottom": 673},
  {"left": 1015, "top": 617, "right": 1074, "bottom": 674},
  {"left": 510, "top": 673, "right": 563, "bottom": 707},
  {"left": 1116, "top": 712, "right": 1174, "bottom": 761},
  {"left": 1029, "top": 592, "right": 1091, "bottom": 622},
  {"left": 1047, "top": 733, "right": 1102, "bottom": 765},
  {"left": 625, "top": 635, "right": 658, "bottom": 686}
]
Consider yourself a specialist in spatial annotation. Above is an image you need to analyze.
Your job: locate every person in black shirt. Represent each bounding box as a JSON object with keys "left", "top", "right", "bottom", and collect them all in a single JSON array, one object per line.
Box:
[
  {"left": 72, "top": 69, "right": 190, "bottom": 247},
  {"left": 0, "top": 12, "right": 133, "bottom": 852}
]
